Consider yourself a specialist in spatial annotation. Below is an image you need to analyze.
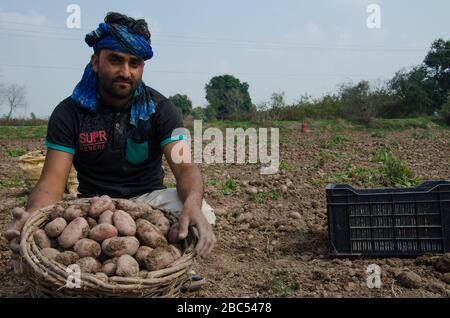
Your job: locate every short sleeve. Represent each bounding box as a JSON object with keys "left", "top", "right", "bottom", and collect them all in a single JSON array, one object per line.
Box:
[
  {"left": 45, "top": 102, "right": 77, "bottom": 155},
  {"left": 154, "top": 100, "right": 186, "bottom": 149}
]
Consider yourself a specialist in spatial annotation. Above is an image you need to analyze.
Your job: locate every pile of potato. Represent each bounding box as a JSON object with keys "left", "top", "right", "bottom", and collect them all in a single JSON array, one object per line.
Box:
[{"left": 29, "top": 196, "right": 184, "bottom": 281}]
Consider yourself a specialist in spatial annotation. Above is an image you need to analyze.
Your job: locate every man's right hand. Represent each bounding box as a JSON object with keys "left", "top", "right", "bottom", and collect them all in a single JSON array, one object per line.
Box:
[
  {"left": 4, "top": 208, "right": 31, "bottom": 274},
  {"left": 4, "top": 207, "right": 31, "bottom": 253}
]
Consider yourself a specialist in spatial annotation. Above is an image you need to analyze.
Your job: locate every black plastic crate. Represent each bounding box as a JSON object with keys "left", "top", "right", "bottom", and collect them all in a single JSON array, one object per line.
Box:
[{"left": 326, "top": 180, "right": 450, "bottom": 257}]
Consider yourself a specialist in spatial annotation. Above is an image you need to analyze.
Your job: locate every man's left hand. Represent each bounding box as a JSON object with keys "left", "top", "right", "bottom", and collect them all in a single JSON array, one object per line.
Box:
[{"left": 178, "top": 207, "right": 216, "bottom": 256}]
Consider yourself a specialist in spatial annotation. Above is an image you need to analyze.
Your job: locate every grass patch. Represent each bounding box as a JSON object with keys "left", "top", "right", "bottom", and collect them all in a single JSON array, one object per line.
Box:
[
  {"left": 319, "top": 150, "right": 339, "bottom": 161},
  {"left": 296, "top": 138, "right": 314, "bottom": 146},
  {"left": 6, "top": 148, "right": 27, "bottom": 157},
  {"left": 164, "top": 182, "right": 177, "bottom": 188},
  {"left": 319, "top": 134, "right": 348, "bottom": 149},
  {"left": 219, "top": 179, "right": 238, "bottom": 196},
  {"left": 370, "top": 130, "right": 387, "bottom": 138},
  {"left": 326, "top": 165, "right": 378, "bottom": 185},
  {"left": 205, "top": 179, "right": 217, "bottom": 187},
  {"left": 253, "top": 192, "right": 267, "bottom": 203},
  {"left": 271, "top": 272, "right": 299, "bottom": 296},
  {"left": 310, "top": 119, "right": 356, "bottom": 132},
  {"left": 15, "top": 196, "right": 27, "bottom": 207},
  {"left": 204, "top": 178, "right": 238, "bottom": 196},
  {"left": 315, "top": 151, "right": 338, "bottom": 169},
  {"left": 0, "top": 172, "right": 24, "bottom": 189},
  {"left": 0, "top": 126, "right": 47, "bottom": 140},
  {"left": 323, "top": 148, "right": 421, "bottom": 188},
  {"left": 369, "top": 117, "right": 432, "bottom": 130},
  {"left": 251, "top": 189, "right": 283, "bottom": 202},
  {"left": 279, "top": 160, "right": 290, "bottom": 171},
  {"left": 372, "top": 146, "right": 395, "bottom": 163},
  {"left": 268, "top": 189, "right": 283, "bottom": 200},
  {"left": 411, "top": 130, "right": 437, "bottom": 141},
  {"left": 374, "top": 149, "right": 421, "bottom": 187}
]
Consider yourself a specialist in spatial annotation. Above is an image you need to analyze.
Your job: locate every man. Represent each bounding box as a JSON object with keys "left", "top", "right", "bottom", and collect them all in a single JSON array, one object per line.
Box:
[{"left": 6, "top": 12, "right": 216, "bottom": 287}]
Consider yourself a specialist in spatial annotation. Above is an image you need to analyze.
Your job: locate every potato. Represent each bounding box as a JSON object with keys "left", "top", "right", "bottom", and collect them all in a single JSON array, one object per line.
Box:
[
  {"left": 116, "top": 255, "right": 139, "bottom": 277},
  {"left": 113, "top": 210, "right": 136, "bottom": 236},
  {"left": 102, "top": 258, "right": 118, "bottom": 277},
  {"left": 76, "top": 257, "right": 102, "bottom": 273},
  {"left": 9, "top": 237, "right": 20, "bottom": 253},
  {"left": 127, "top": 209, "right": 145, "bottom": 221},
  {"left": 34, "top": 229, "right": 51, "bottom": 249},
  {"left": 116, "top": 199, "right": 138, "bottom": 211},
  {"left": 143, "top": 245, "right": 180, "bottom": 271},
  {"left": 99, "top": 210, "right": 114, "bottom": 225},
  {"left": 80, "top": 204, "right": 90, "bottom": 213},
  {"left": 135, "top": 246, "right": 154, "bottom": 267},
  {"left": 4, "top": 208, "right": 30, "bottom": 240},
  {"left": 63, "top": 205, "right": 85, "bottom": 222},
  {"left": 44, "top": 217, "right": 67, "bottom": 238},
  {"left": 89, "top": 195, "right": 113, "bottom": 218},
  {"left": 135, "top": 201, "right": 155, "bottom": 214},
  {"left": 86, "top": 217, "right": 98, "bottom": 229},
  {"left": 40, "top": 247, "right": 60, "bottom": 260},
  {"left": 74, "top": 238, "right": 101, "bottom": 258},
  {"left": 101, "top": 236, "right": 140, "bottom": 257},
  {"left": 144, "top": 211, "right": 170, "bottom": 235},
  {"left": 91, "top": 196, "right": 100, "bottom": 203},
  {"left": 57, "top": 217, "right": 89, "bottom": 248},
  {"left": 136, "top": 219, "right": 167, "bottom": 248},
  {"left": 50, "top": 204, "right": 65, "bottom": 220},
  {"left": 167, "top": 223, "right": 181, "bottom": 243},
  {"left": 94, "top": 272, "right": 109, "bottom": 283},
  {"left": 89, "top": 224, "right": 118, "bottom": 242},
  {"left": 117, "top": 200, "right": 152, "bottom": 219},
  {"left": 55, "top": 251, "right": 80, "bottom": 266},
  {"left": 108, "top": 202, "right": 116, "bottom": 212}
]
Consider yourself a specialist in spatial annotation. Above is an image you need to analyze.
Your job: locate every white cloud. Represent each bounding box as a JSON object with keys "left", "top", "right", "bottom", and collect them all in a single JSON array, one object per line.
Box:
[{"left": 0, "top": 10, "right": 47, "bottom": 28}]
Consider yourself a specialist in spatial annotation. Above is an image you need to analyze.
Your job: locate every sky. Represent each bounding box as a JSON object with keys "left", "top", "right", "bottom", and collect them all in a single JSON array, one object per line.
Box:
[{"left": 0, "top": 0, "right": 449, "bottom": 118}]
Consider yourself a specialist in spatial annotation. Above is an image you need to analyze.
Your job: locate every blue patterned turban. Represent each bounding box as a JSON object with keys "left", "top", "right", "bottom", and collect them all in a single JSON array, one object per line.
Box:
[{"left": 72, "top": 20, "right": 154, "bottom": 126}]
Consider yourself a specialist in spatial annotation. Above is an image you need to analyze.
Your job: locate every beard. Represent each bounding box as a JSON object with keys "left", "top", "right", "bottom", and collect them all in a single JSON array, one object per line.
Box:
[{"left": 98, "top": 73, "right": 138, "bottom": 99}]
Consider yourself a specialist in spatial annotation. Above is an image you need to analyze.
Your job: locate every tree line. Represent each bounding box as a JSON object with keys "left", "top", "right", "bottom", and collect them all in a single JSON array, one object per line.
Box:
[{"left": 169, "top": 38, "right": 450, "bottom": 125}]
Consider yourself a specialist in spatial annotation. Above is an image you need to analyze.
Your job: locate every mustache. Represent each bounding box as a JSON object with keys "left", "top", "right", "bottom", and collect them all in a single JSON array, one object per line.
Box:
[{"left": 113, "top": 77, "right": 133, "bottom": 85}]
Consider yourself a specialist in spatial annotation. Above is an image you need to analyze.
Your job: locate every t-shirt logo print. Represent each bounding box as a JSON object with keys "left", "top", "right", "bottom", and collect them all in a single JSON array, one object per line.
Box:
[{"left": 79, "top": 130, "right": 107, "bottom": 151}]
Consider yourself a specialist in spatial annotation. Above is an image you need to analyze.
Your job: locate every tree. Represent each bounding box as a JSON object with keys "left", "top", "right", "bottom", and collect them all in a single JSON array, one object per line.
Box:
[
  {"left": 441, "top": 100, "right": 450, "bottom": 125},
  {"left": 1, "top": 84, "right": 27, "bottom": 120},
  {"left": 388, "top": 66, "right": 433, "bottom": 116},
  {"left": 204, "top": 75, "right": 252, "bottom": 120},
  {"left": 204, "top": 105, "right": 217, "bottom": 121},
  {"left": 191, "top": 106, "right": 204, "bottom": 120},
  {"left": 270, "top": 92, "right": 286, "bottom": 109},
  {"left": 168, "top": 94, "right": 192, "bottom": 117},
  {"left": 424, "top": 38, "right": 450, "bottom": 108},
  {"left": 339, "top": 80, "right": 375, "bottom": 124}
]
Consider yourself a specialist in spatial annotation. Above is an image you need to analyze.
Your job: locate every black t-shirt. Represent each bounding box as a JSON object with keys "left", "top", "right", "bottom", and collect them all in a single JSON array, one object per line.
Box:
[{"left": 45, "top": 86, "right": 185, "bottom": 198}]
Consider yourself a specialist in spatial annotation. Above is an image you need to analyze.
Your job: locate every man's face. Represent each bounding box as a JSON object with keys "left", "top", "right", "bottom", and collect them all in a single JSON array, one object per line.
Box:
[{"left": 91, "top": 49, "right": 144, "bottom": 99}]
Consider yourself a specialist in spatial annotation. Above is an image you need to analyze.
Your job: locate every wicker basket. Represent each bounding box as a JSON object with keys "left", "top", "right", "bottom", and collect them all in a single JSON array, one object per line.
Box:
[{"left": 19, "top": 198, "right": 197, "bottom": 298}]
